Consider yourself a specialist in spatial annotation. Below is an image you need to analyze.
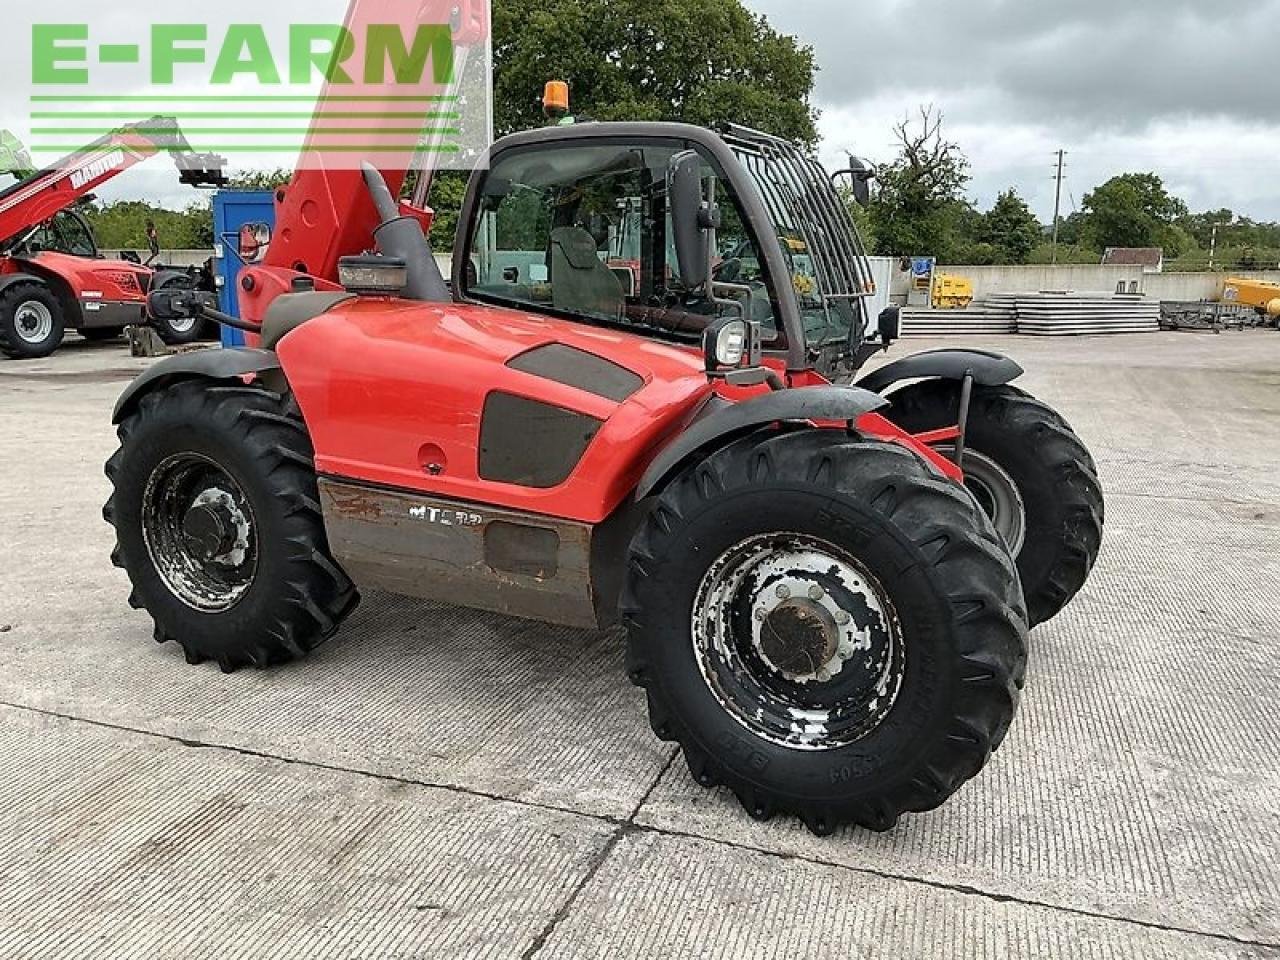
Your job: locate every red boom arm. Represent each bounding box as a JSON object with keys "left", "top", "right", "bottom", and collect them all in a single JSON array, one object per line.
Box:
[
  {"left": 0, "top": 118, "right": 224, "bottom": 249},
  {"left": 240, "top": 0, "right": 489, "bottom": 323}
]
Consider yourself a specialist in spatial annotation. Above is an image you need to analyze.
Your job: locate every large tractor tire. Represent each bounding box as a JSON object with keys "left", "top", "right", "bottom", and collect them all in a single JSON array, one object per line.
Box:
[
  {"left": 885, "top": 381, "right": 1104, "bottom": 627},
  {"left": 104, "top": 380, "right": 359, "bottom": 671},
  {"left": 0, "top": 282, "right": 65, "bottom": 360},
  {"left": 623, "top": 431, "right": 1028, "bottom": 835}
]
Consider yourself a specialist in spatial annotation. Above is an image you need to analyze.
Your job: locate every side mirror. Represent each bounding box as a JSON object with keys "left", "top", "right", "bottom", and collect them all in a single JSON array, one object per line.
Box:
[
  {"left": 833, "top": 157, "right": 876, "bottom": 208},
  {"left": 668, "top": 150, "right": 718, "bottom": 293},
  {"left": 878, "top": 306, "right": 901, "bottom": 346},
  {"left": 238, "top": 222, "right": 272, "bottom": 265}
]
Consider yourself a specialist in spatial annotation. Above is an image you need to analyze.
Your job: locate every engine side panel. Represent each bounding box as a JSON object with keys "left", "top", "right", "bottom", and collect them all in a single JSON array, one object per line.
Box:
[
  {"left": 319, "top": 479, "right": 600, "bottom": 629},
  {"left": 276, "top": 297, "right": 715, "bottom": 524}
]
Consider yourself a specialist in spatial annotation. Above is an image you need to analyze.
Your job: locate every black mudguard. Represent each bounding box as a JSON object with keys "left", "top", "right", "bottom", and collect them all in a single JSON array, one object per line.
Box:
[
  {"left": 855, "top": 349, "right": 1023, "bottom": 395},
  {"left": 0, "top": 272, "right": 47, "bottom": 297},
  {"left": 113, "top": 347, "right": 281, "bottom": 424},
  {"left": 635, "top": 385, "right": 889, "bottom": 500}
]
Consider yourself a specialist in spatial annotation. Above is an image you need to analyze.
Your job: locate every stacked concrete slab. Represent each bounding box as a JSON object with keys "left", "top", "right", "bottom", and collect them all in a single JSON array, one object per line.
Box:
[
  {"left": 901, "top": 291, "right": 1160, "bottom": 337},
  {"left": 1014, "top": 292, "right": 1161, "bottom": 336},
  {"left": 900, "top": 299, "right": 1017, "bottom": 336}
]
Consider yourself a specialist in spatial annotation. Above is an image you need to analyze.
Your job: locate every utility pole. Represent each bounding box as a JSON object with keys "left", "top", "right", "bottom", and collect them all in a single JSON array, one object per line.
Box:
[
  {"left": 1051, "top": 149, "right": 1067, "bottom": 265},
  {"left": 1209, "top": 223, "right": 1219, "bottom": 271}
]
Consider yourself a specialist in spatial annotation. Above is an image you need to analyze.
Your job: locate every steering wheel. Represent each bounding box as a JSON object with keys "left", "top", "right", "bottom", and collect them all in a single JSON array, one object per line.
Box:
[{"left": 713, "top": 258, "right": 744, "bottom": 284}]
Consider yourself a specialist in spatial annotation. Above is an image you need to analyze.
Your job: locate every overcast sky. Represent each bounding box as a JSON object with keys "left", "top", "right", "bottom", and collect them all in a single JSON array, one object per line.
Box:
[
  {"left": 744, "top": 0, "right": 1280, "bottom": 222},
  {"left": 5, "top": 0, "right": 1277, "bottom": 223}
]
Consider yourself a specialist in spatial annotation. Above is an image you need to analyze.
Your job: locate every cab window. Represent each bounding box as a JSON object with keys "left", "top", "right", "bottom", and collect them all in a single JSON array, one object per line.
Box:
[
  {"left": 465, "top": 142, "right": 784, "bottom": 346},
  {"left": 52, "top": 212, "right": 98, "bottom": 258}
]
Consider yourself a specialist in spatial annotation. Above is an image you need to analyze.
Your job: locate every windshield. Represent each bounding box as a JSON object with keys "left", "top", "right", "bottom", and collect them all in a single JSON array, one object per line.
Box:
[
  {"left": 722, "top": 126, "right": 875, "bottom": 351},
  {"left": 465, "top": 141, "right": 787, "bottom": 348}
]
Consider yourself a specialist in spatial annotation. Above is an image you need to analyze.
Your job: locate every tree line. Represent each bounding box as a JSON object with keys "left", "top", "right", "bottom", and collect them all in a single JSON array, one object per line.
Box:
[
  {"left": 854, "top": 106, "right": 1280, "bottom": 270},
  {"left": 80, "top": 0, "right": 1277, "bottom": 272}
]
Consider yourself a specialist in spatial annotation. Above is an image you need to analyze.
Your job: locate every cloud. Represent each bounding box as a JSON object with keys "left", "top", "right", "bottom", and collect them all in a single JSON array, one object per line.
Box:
[{"left": 747, "top": 0, "right": 1280, "bottom": 220}]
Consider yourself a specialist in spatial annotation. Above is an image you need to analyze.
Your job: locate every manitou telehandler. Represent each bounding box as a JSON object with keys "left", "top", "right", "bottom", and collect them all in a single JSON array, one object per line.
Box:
[
  {"left": 0, "top": 119, "right": 224, "bottom": 359},
  {"left": 105, "top": 0, "right": 1102, "bottom": 835}
]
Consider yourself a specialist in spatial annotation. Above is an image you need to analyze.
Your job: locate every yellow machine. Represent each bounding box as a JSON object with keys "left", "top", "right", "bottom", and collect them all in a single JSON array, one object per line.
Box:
[
  {"left": 1223, "top": 277, "right": 1280, "bottom": 321},
  {"left": 932, "top": 273, "right": 975, "bottom": 310}
]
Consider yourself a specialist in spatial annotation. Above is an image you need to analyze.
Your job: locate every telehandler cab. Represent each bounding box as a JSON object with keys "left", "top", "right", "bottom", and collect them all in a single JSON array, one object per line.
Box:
[{"left": 106, "top": 25, "right": 1101, "bottom": 831}]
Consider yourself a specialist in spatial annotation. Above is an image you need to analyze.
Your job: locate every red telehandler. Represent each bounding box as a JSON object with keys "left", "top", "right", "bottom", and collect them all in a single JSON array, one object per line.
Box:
[
  {"left": 0, "top": 119, "right": 225, "bottom": 359},
  {"left": 105, "top": 0, "right": 1102, "bottom": 834}
]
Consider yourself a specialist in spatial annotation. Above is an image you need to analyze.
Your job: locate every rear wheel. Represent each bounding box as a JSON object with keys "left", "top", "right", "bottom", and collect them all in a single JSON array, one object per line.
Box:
[
  {"left": 152, "top": 276, "right": 215, "bottom": 345},
  {"left": 623, "top": 431, "right": 1028, "bottom": 835},
  {"left": 885, "top": 381, "right": 1105, "bottom": 626},
  {"left": 0, "top": 283, "right": 65, "bottom": 359},
  {"left": 104, "top": 380, "right": 359, "bottom": 671},
  {"left": 152, "top": 310, "right": 208, "bottom": 346}
]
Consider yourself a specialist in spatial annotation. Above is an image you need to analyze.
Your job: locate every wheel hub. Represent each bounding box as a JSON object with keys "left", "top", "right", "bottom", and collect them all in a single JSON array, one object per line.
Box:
[
  {"left": 693, "top": 533, "right": 906, "bottom": 751},
  {"left": 760, "top": 599, "right": 840, "bottom": 677},
  {"left": 142, "top": 457, "right": 257, "bottom": 613},
  {"left": 13, "top": 302, "right": 52, "bottom": 344}
]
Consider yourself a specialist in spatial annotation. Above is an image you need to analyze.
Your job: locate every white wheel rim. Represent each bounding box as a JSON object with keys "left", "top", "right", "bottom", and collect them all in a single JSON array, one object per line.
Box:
[
  {"left": 166, "top": 316, "right": 198, "bottom": 335},
  {"left": 14, "top": 301, "right": 53, "bottom": 344}
]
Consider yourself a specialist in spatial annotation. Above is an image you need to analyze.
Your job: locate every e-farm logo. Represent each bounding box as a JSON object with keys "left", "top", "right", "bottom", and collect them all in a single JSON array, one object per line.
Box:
[
  {"left": 25, "top": 20, "right": 487, "bottom": 169},
  {"left": 32, "top": 24, "right": 456, "bottom": 88}
]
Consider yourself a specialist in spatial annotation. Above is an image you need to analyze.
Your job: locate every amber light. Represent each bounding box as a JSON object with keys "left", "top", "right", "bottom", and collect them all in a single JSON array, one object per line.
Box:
[{"left": 543, "top": 81, "right": 570, "bottom": 115}]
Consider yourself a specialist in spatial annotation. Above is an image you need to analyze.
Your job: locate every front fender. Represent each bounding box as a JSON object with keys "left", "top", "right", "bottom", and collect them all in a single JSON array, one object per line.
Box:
[
  {"left": 0, "top": 272, "right": 45, "bottom": 297},
  {"left": 113, "top": 347, "right": 281, "bottom": 424},
  {"left": 635, "top": 385, "right": 889, "bottom": 500},
  {"left": 856, "top": 349, "right": 1023, "bottom": 394}
]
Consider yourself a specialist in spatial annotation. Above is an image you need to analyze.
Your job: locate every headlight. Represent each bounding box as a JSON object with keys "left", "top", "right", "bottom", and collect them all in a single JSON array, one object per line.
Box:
[{"left": 707, "top": 319, "right": 747, "bottom": 369}]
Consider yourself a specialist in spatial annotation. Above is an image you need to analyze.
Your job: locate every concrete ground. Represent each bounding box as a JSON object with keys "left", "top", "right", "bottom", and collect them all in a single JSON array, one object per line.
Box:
[{"left": 0, "top": 330, "right": 1278, "bottom": 959}]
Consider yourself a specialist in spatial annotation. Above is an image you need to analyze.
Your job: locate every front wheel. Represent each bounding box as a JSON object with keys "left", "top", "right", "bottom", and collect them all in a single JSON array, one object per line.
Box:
[
  {"left": 623, "top": 431, "right": 1028, "bottom": 835},
  {"left": 104, "top": 380, "right": 360, "bottom": 671},
  {"left": 0, "top": 282, "right": 65, "bottom": 359},
  {"left": 885, "top": 381, "right": 1105, "bottom": 626}
]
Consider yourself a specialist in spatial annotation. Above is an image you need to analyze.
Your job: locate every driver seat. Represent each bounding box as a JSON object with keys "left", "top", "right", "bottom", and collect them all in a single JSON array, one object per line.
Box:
[{"left": 549, "top": 227, "right": 624, "bottom": 320}]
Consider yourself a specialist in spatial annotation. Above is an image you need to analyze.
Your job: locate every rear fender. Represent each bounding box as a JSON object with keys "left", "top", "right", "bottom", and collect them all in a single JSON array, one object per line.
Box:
[
  {"left": 113, "top": 347, "right": 282, "bottom": 424},
  {"left": 635, "top": 386, "right": 889, "bottom": 500},
  {"left": 856, "top": 349, "right": 1023, "bottom": 394}
]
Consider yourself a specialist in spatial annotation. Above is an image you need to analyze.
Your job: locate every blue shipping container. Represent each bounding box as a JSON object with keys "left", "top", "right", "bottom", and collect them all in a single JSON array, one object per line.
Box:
[{"left": 212, "top": 190, "right": 277, "bottom": 348}]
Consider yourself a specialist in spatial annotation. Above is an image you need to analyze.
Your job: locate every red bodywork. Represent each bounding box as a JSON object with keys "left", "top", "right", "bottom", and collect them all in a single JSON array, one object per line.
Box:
[
  {"left": 275, "top": 296, "right": 961, "bottom": 523},
  {"left": 277, "top": 297, "right": 714, "bottom": 524},
  {"left": 2, "top": 251, "right": 151, "bottom": 320}
]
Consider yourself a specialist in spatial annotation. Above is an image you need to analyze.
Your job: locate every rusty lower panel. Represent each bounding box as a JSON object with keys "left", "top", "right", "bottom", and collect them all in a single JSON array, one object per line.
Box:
[{"left": 318, "top": 479, "right": 601, "bottom": 629}]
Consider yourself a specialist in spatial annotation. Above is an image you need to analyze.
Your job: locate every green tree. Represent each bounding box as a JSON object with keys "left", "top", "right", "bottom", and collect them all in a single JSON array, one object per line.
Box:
[
  {"left": 1080, "top": 173, "right": 1189, "bottom": 254},
  {"left": 491, "top": 0, "right": 819, "bottom": 145},
  {"left": 225, "top": 169, "right": 293, "bottom": 192},
  {"left": 83, "top": 200, "right": 212, "bottom": 251},
  {"left": 978, "top": 190, "right": 1041, "bottom": 264},
  {"left": 867, "top": 106, "right": 971, "bottom": 258}
]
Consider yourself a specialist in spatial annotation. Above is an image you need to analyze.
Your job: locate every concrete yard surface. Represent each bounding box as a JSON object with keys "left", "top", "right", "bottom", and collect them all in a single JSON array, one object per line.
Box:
[{"left": 0, "top": 331, "right": 1278, "bottom": 958}]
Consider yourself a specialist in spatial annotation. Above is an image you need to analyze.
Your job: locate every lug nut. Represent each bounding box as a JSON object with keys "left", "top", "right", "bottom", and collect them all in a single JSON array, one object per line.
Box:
[
  {"left": 835, "top": 610, "right": 851, "bottom": 626},
  {"left": 816, "top": 668, "right": 832, "bottom": 682},
  {"left": 755, "top": 608, "right": 767, "bottom": 621},
  {"left": 775, "top": 585, "right": 791, "bottom": 600},
  {"left": 808, "top": 585, "right": 825, "bottom": 601},
  {"left": 838, "top": 642, "right": 855, "bottom": 659}
]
